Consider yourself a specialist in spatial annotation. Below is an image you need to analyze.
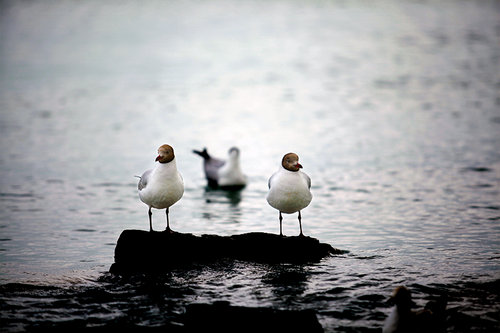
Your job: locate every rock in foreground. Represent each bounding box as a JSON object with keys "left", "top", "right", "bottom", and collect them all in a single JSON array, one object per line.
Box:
[
  {"left": 185, "top": 301, "right": 324, "bottom": 332},
  {"left": 110, "top": 230, "right": 345, "bottom": 274}
]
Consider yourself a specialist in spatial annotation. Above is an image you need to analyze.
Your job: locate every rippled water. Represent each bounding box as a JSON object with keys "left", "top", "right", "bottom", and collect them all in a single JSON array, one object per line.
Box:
[{"left": 1, "top": 0, "right": 499, "bottom": 331}]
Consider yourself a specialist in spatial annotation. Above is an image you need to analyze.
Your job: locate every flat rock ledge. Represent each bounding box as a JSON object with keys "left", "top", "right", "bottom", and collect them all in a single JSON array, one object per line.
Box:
[
  {"left": 110, "top": 230, "right": 346, "bottom": 274},
  {"left": 185, "top": 301, "right": 324, "bottom": 333}
]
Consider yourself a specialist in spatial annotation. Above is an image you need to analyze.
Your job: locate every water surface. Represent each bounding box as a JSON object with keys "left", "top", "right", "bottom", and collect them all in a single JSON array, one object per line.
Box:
[{"left": 0, "top": 0, "right": 499, "bottom": 331}]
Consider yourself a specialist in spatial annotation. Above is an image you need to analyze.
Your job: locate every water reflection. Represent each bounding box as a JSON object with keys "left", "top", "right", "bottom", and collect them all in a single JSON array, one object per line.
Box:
[
  {"left": 203, "top": 187, "right": 243, "bottom": 206},
  {"left": 262, "top": 264, "right": 310, "bottom": 301},
  {"left": 200, "top": 187, "right": 244, "bottom": 227}
]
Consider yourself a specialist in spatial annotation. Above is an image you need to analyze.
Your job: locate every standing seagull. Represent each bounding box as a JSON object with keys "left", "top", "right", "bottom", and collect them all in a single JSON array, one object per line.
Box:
[
  {"left": 137, "top": 144, "right": 184, "bottom": 232},
  {"left": 266, "top": 152, "right": 312, "bottom": 236},
  {"left": 193, "top": 147, "right": 247, "bottom": 189},
  {"left": 383, "top": 286, "right": 447, "bottom": 333}
]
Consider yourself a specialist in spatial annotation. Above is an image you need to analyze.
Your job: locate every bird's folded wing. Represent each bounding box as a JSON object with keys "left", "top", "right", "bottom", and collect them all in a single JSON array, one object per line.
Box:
[{"left": 138, "top": 169, "right": 152, "bottom": 190}]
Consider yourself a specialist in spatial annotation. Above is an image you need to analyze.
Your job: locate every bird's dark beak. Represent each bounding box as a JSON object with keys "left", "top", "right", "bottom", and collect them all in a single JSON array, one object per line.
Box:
[
  {"left": 155, "top": 155, "right": 161, "bottom": 162},
  {"left": 296, "top": 163, "right": 303, "bottom": 169}
]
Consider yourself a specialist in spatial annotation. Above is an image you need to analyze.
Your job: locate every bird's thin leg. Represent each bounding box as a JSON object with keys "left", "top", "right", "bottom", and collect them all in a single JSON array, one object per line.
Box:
[
  {"left": 279, "top": 211, "right": 283, "bottom": 236},
  {"left": 298, "top": 210, "right": 304, "bottom": 237},
  {"left": 148, "top": 207, "right": 153, "bottom": 232},
  {"left": 165, "top": 207, "right": 172, "bottom": 233}
]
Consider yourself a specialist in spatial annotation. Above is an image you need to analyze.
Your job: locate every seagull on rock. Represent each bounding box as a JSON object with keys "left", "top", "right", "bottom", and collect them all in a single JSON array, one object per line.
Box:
[
  {"left": 266, "top": 152, "right": 312, "bottom": 236},
  {"left": 383, "top": 286, "right": 447, "bottom": 333},
  {"left": 137, "top": 144, "right": 184, "bottom": 232},
  {"left": 193, "top": 147, "right": 247, "bottom": 190}
]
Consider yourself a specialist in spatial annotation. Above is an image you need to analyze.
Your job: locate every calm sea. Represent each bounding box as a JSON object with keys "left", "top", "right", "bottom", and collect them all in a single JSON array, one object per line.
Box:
[{"left": 1, "top": 0, "right": 499, "bottom": 331}]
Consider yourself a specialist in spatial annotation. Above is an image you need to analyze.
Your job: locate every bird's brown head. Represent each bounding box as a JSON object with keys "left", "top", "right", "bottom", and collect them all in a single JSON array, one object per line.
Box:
[
  {"left": 156, "top": 144, "right": 175, "bottom": 163},
  {"left": 282, "top": 152, "right": 302, "bottom": 172},
  {"left": 389, "top": 286, "right": 415, "bottom": 310}
]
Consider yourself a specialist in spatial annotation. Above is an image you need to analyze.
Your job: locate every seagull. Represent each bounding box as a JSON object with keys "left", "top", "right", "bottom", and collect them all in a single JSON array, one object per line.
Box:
[
  {"left": 383, "top": 286, "right": 447, "bottom": 333},
  {"left": 266, "top": 152, "right": 312, "bottom": 236},
  {"left": 137, "top": 144, "right": 184, "bottom": 232},
  {"left": 193, "top": 147, "right": 247, "bottom": 190}
]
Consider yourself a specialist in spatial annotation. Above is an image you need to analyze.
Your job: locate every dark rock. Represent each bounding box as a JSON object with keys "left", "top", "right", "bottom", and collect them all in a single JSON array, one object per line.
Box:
[
  {"left": 110, "top": 230, "right": 346, "bottom": 274},
  {"left": 184, "top": 301, "right": 324, "bottom": 332}
]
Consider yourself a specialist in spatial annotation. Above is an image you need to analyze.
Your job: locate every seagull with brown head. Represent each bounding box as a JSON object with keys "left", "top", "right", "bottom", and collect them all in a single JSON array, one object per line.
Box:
[
  {"left": 137, "top": 144, "right": 184, "bottom": 232},
  {"left": 266, "top": 152, "right": 312, "bottom": 236}
]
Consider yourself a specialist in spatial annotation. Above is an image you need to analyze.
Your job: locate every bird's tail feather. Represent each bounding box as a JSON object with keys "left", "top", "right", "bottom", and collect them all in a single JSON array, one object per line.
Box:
[{"left": 192, "top": 148, "right": 210, "bottom": 160}]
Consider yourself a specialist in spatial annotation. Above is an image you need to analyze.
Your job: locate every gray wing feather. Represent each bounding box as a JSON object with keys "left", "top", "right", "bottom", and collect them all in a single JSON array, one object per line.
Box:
[
  {"left": 137, "top": 169, "right": 152, "bottom": 190},
  {"left": 204, "top": 158, "right": 225, "bottom": 182},
  {"left": 268, "top": 173, "right": 276, "bottom": 189},
  {"left": 303, "top": 173, "right": 311, "bottom": 189},
  {"left": 193, "top": 148, "right": 225, "bottom": 182}
]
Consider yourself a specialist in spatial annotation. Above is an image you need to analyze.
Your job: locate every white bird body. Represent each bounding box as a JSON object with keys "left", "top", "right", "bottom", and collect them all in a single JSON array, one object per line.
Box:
[
  {"left": 267, "top": 166, "right": 312, "bottom": 214},
  {"left": 266, "top": 152, "right": 312, "bottom": 236},
  {"left": 138, "top": 159, "right": 184, "bottom": 209},
  {"left": 382, "top": 306, "right": 399, "bottom": 333},
  {"left": 218, "top": 149, "right": 247, "bottom": 187},
  {"left": 138, "top": 144, "right": 184, "bottom": 232}
]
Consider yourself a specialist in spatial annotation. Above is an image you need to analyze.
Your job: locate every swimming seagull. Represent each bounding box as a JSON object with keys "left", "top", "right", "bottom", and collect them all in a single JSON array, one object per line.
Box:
[
  {"left": 137, "top": 144, "right": 184, "bottom": 232},
  {"left": 383, "top": 286, "right": 447, "bottom": 333},
  {"left": 266, "top": 152, "right": 312, "bottom": 236},
  {"left": 192, "top": 147, "right": 247, "bottom": 189}
]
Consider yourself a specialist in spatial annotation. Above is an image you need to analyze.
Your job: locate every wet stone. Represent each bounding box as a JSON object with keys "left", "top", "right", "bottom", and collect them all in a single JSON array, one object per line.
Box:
[
  {"left": 110, "top": 230, "right": 346, "bottom": 274},
  {"left": 184, "top": 301, "right": 324, "bottom": 333}
]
